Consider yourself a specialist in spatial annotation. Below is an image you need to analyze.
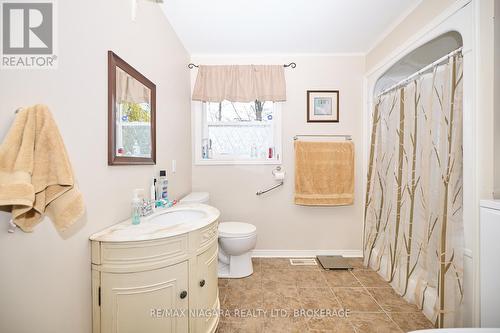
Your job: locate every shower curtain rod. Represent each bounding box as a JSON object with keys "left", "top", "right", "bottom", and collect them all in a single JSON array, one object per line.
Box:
[
  {"left": 187, "top": 62, "right": 296, "bottom": 69},
  {"left": 376, "top": 47, "right": 463, "bottom": 98}
]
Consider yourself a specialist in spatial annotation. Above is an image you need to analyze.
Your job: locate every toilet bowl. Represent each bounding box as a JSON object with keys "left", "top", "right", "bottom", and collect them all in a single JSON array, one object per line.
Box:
[
  {"left": 218, "top": 222, "right": 257, "bottom": 278},
  {"left": 179, "top": 192, "right": 257, "bottom": 278}
]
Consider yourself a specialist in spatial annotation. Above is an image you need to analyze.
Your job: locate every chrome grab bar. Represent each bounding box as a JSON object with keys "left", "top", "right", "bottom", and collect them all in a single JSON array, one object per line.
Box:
[
  {"left": 256, "top": 166, "right": 284, "bottom": 196},
  {"left": 256, "top": 181, "right": 284, "bottom": 196}
]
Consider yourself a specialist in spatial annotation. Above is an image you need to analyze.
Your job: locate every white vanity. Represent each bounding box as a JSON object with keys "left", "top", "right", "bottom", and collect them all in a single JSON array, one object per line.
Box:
[{"left": 89, "top": 204, "right": 220, "bottom": 333}]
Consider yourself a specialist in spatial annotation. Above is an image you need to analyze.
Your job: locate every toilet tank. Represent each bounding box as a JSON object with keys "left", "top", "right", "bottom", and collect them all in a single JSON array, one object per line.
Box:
[{"left": 180, "top": 192, "right": 210, "bottom": 205}]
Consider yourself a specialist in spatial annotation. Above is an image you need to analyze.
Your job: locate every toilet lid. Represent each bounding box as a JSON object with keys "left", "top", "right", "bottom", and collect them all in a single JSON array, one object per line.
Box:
[{"left": 218, "top": 222, "right": 256, "bottom": 238}]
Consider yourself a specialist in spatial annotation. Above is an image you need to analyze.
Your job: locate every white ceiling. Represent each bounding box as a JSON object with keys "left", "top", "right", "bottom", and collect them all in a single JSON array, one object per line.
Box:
[{"left": 161, "top": 0, "right": 421, "bottom": 55}]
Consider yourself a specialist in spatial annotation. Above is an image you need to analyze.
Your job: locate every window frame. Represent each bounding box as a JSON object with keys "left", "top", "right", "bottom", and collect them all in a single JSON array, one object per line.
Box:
[{"left": 192, "top": 101, "right": 283, "bottom": 165}]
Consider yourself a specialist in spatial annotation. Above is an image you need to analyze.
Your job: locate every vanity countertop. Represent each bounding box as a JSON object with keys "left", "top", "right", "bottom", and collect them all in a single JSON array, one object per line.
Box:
[{"left": 89, "top": 203, "right": 220, "bottom": 243}]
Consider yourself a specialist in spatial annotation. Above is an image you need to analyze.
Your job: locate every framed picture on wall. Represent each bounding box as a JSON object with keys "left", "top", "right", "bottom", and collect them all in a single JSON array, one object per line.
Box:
[{"left": 307, "top": 90, "right": 339, "bottom": 123}]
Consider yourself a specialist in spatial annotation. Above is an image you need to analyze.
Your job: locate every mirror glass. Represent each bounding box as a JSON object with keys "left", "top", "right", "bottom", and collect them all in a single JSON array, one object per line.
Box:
[
  {"left": 108, "top": 51, "right": 156, "bottom": 165},
  {"left": 115, "top": 67, "right": 152, "bottom": 159}
]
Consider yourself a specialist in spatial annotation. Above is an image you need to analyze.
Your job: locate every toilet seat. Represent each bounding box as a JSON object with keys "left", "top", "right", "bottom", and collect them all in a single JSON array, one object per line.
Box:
[{"left": 219, "top": 222, "right": 256, "bottom": 238}]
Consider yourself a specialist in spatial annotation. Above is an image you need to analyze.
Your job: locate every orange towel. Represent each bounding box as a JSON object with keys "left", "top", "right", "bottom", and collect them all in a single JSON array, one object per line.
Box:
[
  {"left": 294, "top": 140, "right": 354, "bottom": 206},
  {"left": 0, "top": 105, "right": 85, "bottom": 232}
]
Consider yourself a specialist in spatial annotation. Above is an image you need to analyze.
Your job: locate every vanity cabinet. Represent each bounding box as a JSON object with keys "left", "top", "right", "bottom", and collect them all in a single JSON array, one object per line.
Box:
[
  {"left": 100, "top": 261, "right": 189, "bottom": 333},
  {"left": 90, "top": 218, "right": 219, "bottom": 333},
  {"left": 193, "top": 242, "right": 219, "bottom": 332}
]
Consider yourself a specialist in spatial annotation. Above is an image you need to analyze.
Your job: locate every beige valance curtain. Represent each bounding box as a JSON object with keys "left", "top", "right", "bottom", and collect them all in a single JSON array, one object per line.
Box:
[
  {"left": 116, "top": 67, "right": 150, "bottom": 104},
  {"left": 192, "top": 65, "right": 286, "bottom": 103}
]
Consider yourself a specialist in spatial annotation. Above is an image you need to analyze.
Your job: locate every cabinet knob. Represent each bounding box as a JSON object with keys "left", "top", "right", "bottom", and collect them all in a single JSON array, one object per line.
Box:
[
  {"left": 199, "top": 279, "right": 206, "bottom": 287},
  {"left": 180, "top": 290, "right": 188, "bottom": 299}
]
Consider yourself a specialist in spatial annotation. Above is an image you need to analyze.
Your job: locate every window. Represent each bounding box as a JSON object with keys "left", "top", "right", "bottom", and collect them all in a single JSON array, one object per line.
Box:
[{"left": 193, "top": 100, "right": 282, "bottom": 164}]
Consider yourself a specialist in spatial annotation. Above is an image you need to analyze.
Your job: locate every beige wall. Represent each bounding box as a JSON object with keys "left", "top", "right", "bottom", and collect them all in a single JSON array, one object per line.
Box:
[
  {"left": 0, "top": 1, "right": 192, "bottom": 332},
  {"left": 190, "top": 55, "right": 365, "bottom": 253},
  {"left": 366, "top": 0, "right": 459, "bottom": 71},
  {"left": 476, "top": 0, "right": 496, "bottom": 200},
  {"left": 494, "top": 0, "right": 500, "bottom": 199}
]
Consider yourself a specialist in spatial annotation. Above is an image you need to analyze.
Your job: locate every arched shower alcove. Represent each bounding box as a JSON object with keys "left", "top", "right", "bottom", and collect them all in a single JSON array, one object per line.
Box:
[
  {"left": 374, "top": 31, "right": 463, "bottom": 96},
  {"left": 364, "top": 30, "right": 466, "bottom": 328}
]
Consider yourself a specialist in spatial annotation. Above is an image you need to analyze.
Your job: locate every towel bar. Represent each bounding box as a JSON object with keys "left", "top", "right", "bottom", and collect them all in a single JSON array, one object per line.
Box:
[{"left": 293, "top": 134, "right": 352, "bottom": 141}]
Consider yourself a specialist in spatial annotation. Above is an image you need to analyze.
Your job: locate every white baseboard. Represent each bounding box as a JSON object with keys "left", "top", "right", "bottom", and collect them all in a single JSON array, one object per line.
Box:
[{"left": 251, "top": 249, "right": 363, "bottom": 258}]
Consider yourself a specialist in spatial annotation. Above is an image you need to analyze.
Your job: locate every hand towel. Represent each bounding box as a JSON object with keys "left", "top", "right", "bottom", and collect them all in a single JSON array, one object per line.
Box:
[
  {"left": 0, "top": 104, "right": 85, "bottom": 232},
  {"left": 294, "top": 140, "right": 354, "bottom": 206}
]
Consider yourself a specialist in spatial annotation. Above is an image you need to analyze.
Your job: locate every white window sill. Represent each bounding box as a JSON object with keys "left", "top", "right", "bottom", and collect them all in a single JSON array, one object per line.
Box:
[{"left": 194, "top": 159, "right": 282, "bottom": 166}]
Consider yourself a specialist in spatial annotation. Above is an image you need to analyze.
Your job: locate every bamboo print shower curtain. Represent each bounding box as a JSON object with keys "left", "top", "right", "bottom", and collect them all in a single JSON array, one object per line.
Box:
[{"left": 364, "top": 54, "right": 463, "bottom": 328}]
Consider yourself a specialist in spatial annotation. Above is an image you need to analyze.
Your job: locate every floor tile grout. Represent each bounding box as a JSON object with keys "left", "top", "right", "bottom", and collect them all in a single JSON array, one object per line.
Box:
[
  {"left": 219, "top": 258, "right": 431, "bottom": 332},
  {"left": 334, "top": 266, "right": 405, "bottom": 332},
  {"left": 328, "top": 282, "right": 358, "bottom": 333},
  {"left": 356, "top": 274, "right": 406, "bottom": 333}
]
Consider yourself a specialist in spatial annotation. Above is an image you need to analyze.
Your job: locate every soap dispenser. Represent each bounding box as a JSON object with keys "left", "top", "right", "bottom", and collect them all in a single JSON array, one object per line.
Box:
[{"left": 131, "top": 189, "right": 142, "bottom": 225}]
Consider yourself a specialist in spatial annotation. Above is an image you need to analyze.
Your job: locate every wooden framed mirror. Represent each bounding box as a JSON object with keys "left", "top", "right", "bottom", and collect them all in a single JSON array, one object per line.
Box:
[{"left": 108, "top": 51, "right": 156, "bottom": 165}]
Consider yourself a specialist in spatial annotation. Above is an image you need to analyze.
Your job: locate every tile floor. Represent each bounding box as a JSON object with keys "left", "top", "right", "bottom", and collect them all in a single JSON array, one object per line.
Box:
[{"left": 217, "top": 258, "right": 433, "bottom": 333}]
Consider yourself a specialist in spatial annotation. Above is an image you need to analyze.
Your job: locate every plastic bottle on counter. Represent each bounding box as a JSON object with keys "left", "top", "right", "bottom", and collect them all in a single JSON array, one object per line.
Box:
[
  {"left": 157, "top": 170, "right": 168, "bottom": 200},
  {"left": 131, "top": 189, "right": 142, "bottom": 225}
]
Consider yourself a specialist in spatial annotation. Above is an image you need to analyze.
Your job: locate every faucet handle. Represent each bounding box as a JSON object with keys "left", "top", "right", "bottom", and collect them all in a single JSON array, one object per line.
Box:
[{"left": 140, "top": 199, "right": 154, "bottom": 217}]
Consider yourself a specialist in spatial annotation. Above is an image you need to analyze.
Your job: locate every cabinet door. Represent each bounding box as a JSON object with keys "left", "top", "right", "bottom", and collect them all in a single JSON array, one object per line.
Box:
[
  {"left": 194, "top": 242, "right": 219, "bottom": 332},
  {"left": 100, "top": 261, "right": 189, "bottom": 333},
  {"left": 480, "top": 206, "right": 500, "bottom": 327}
]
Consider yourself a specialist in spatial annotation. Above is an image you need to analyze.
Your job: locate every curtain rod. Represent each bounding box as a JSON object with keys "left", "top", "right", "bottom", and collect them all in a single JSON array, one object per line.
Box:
[
  {"left": 376, "top": 47, "right": 463, "bottom": 98},
  {"left": 187, "top": 62, "right": 296, "bottom": 69}
]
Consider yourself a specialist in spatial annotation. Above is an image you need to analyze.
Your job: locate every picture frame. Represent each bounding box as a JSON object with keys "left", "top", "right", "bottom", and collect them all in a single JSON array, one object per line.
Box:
[
  {"left": 306, "top": 90, "right": 339, "bottom": 123},
  {"left": 108, "top": 51, "right": 156, "bottom": 165}
]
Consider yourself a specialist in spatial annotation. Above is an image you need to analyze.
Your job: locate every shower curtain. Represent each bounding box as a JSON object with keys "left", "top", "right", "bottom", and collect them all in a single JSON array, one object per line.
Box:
[{"left": 364, "top": 54, "right": 463, "bottom": 328}]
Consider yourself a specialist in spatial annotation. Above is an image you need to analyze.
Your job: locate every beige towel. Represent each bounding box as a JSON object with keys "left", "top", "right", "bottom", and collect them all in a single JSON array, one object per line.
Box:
[
  {"left": 294, "top": 140, "right": 354, "bottom": 206},
  {"left": 0, "top": 104, "right": 85, "bottom": 232}
]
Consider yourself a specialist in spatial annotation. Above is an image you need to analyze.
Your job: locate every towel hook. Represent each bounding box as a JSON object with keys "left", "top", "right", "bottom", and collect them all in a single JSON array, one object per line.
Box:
[{"left": 7, "top": 219, "right": 17, "bottom": 233}]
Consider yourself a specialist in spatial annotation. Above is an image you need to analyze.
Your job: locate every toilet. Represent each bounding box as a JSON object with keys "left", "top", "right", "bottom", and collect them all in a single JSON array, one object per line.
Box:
[{"left": 179, "top": 192, "right": 257, "bottom": 278}]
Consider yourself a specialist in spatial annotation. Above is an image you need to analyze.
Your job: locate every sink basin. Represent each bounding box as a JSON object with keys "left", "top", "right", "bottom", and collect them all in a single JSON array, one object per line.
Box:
[
  {"left": 89, "top": 203, "right": 220, "bottom": 242},
  {"left": 147, "top": 209, "right": 207, "bottom": 226}
]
